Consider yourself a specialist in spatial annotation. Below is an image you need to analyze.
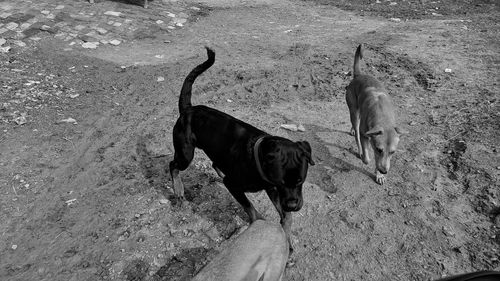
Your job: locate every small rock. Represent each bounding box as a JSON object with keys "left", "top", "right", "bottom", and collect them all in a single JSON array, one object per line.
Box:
[
  {"left": 297, "top": 124, "right": 305, "bottom": 132},
  {"left": 432, "top": 12, "right": 443, "bottom": 16},
  {"left": 389, "top": 18, "right": 401, "bottom": 22},
  {"left": 40, "top": 25, "right": 51, "bottom": 31},
  {"left": 157, "top": 76, "right": 165, "bottom": 82},
  {"left": 409, "top": 121, "right": 417, "bottom": 126},
  {"left": 167, "top": 13, "right": 176, "bottom": 17},
  {"left": 13, "top": 114, "right": 27, "bottom": 125},
  {"left": 55, "top": 5, "right": 65, "bottom": 10},
  {"left": 155, "top": 54, "right": 164, "bottom": 59},
  {"left": 69, "top": 94, "right": 80, "bottom": 99},
  {"left": 227, "top": 99, "right": 233, "bottom": 103},
  {"left": 444, "top": 68, "right": 452, "bottom": 73},
  {"left": 82, "top": 42, "right": 98, "bottom": 49},
  {"left": 59, "top": 117, "right": 77, "bottom": 124},
  {"left": 156, "top": 20, "right": 164, "bottom": 24},
  {"left": 389, "top": 2, "right": 397, "bottom": 5},
  {"left": 442, "top": 226, "right": 455, "bottom": 237},
  {"left": 109, "top": 39, "right": 121, "bottom": 46},
  {"left": 280, "top": 124, "right": 298, "bottom": 132},
  {"left": 11, "top": 245, "right": 17, "bottom": 250},
  {"left": 167, "top": 26, "right": 175, "bottom": 30},
  {"left": 159, "top": 199, "right": 169, "bottom": 204},
  {"left": 5, "top": 22, "right": 19, "bottom": 30},
  {"left": 12, "top": 40, "right": 26, "bottom": 47},
  {"left": 0, "top": 38, "right": 5, "bottom": 46},
  {"left": 113, "top": 22, "right": 122, "bottom": 27},
  {"left": 104, "top": 11, "right": 122, "bottom": 17},
  {"left": 190, "top": 6, "right": 200, "bottom": 11},
  {"left": 96, "top": 28, "right": 107, "bottom": 35},
  {"left": 41, "top": 10, "right": 50, "bottom": 15}
]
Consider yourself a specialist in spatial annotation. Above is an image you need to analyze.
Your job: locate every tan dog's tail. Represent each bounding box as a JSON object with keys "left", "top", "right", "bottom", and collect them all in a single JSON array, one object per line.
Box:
[
  {"left": 179, "top": 47, "right": 215, "bottom": 114},
  {"left": 353, "top": 44, "right": 363, "bottom": 78}
]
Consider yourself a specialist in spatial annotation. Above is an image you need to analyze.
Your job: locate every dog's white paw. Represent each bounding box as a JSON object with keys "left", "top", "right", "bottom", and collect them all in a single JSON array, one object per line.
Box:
[{"left": 375, "top": 171, "right": 386, "bottom": 185}]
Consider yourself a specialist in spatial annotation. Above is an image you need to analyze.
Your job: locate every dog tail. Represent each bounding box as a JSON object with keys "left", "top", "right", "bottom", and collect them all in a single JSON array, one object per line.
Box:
[
  {"left": 179, "top": 47, "right": 215, "bottom": 114},
  {"left": 353, "top": 44, "right": 363, "bottom": 78}
]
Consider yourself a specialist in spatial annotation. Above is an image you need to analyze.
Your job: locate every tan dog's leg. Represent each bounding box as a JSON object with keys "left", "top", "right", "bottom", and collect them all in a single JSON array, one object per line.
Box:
[
  {"left": 346, "top": 89, "right": 363, "bottom": 158},
  {"left": 360, "top": 135, "right": 371, "bottom": 164},
  {"left": 375, "top": 169, "right": 386, "bottom": 185}
]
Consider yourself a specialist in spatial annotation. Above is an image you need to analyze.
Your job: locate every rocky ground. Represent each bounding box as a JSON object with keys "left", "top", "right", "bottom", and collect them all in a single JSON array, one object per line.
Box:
[{"left": 0, "top": 0, "right": 499, "bottom": 280}]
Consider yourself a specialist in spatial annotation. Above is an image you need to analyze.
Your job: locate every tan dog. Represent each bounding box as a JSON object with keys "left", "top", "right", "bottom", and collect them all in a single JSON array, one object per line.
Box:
[
  {"left": 192, "top": 220, "right": 288, "bottom": 281},
  {"left": 345, "top": 44, "right": 407, "bottom": 185}
]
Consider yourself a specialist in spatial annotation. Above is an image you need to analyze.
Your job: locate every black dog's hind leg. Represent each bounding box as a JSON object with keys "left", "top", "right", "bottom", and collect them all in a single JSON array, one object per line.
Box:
[
  {"left": 169, "top": 127, "right": 195, "bottom": 201},
  {"left": 212, "top": 163, "right": 225, "bottom": 179},
  {"left": 224, "top": 178, "right": 264, "bottom": 222},
  {"left": 266, "top": 188, "right": 294, "bottom": 255}
]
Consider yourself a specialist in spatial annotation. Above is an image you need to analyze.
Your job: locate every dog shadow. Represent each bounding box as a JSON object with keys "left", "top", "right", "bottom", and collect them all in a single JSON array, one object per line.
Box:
[
  {"left": 136, "top": 136, "right": 248, "bottom": 237},
  {"left": 150, "top": 247, "right": 213, "bottom": 281}
]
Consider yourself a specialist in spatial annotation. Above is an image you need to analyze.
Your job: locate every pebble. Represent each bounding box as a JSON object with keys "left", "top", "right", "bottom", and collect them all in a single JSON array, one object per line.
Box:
[
  {"left": 96, "top": 28, "right": 108, "bottom": 34},
  {"left": 297, "top": 124, "right": 305, "bottom": 132},
  {"left": 59, "top": 117, "right": 77, "bottom": 124},
  {"left": 55, "top": 5, "right": 65, "bottom": 10},
  {"left": 109, "top": 39, "right": 121, "bottom": 46},
  {"left": 444, "top": 68, "right": 452, "bottom": 73},
  {"left": 11, "top": 244, "right": 17, "bottom": 250},
  {"left": 389, "top": 18, "right": 401, "bottom": 22},
  {"left": 159, "top": 198, "right": 169, "bottom": 204},
  {"left": 5, "top": 22, "right": 19, "bottom": 30},
  {"left": 0, "top": 45, "right": 11, "bottom": 53},
  {"left": 104, "top": 11, "right": 122, "bottom": 17},
  {"left": 156, "top": 20, "right": 164, "bottom": 24},
  {"left": 190, "top": 6, "right": 200, "bottom": 11},
  {"left": 281, "top": 124, "right": 298, "bottom": 131},
  {"left": 41, "top": 10, "right": 50, "bottom": 15},
  {"left": 167, "top": 13, "right": 176, "bottom": 17},
  {"left": 82, "top": 42, "right": 98, "bottom": 49},
  {"left": 157, "top": 76, "right": 165, "bottom": 82}
]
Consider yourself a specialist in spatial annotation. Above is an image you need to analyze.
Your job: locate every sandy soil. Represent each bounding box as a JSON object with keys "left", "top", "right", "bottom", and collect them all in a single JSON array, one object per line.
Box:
[{"left": 1, "top": 0, "right": 499, "bottom": 280}]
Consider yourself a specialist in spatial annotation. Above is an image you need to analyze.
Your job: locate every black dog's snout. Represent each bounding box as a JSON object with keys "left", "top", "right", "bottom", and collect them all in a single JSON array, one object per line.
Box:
[{"left": 285, "top": 199, "right": 301, "bottom": 212}]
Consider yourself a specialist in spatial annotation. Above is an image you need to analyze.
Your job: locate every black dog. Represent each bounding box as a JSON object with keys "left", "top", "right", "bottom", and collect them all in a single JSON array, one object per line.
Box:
[{"left": 169, "top": 47, "right": 314, "bottom": 253}]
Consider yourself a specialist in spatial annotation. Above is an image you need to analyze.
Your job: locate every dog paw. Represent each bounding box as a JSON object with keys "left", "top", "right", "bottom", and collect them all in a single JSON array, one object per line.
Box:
[{"left": 375, "top": 172, "right": 386, "bottom": 185}]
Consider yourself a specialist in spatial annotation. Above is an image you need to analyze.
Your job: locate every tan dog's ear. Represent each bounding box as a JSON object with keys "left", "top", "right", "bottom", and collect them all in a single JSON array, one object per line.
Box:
[
  {"left": 364, "top": 127, "right": 383, "bottom": 137},
  {"left": 297, "top": 141, "right": 315, "bottom": 166},
  {"left": 395, "top": 126, "right": 408, "bottom": 135}
]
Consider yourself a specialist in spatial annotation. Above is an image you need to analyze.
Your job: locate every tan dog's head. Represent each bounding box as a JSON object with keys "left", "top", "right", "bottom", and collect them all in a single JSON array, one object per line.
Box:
[{"left": 364, "top": 126, "right": 406, "bottom": 174}]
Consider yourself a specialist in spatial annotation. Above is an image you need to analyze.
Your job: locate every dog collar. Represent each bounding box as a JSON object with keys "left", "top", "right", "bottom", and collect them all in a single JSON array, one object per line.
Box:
[{"left": 253, "top": 136, "right": 274, "bottom": 185}]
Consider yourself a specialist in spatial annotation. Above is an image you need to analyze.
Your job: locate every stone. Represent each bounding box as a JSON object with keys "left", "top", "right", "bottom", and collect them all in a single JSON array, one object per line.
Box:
[
  {"left": 0, "top": 12, "right": 12, "bottom": 19},
  {"left": 41, "top": 10, "right": 50, "bottom": 15},
  {"left": 104, "top": 11, "right": 122, "bottom": 17},
  {"left": 389, "top": 18, "right": 401, "bottom": 22},
  {"left": 109, "top": 39, "right": 121, "bottom": 45},
  {"left": 5, "top": 22, "right": 19, "bottom": 30},
  {"left": 167, "top": 13, "right": 175, "bottom": 17},
  {"left": 0, "top": 46, "right": 11, "bottom": 53},
  {"left": 113, "top": 22, "right": 122, "bottom": 27},
  {"left": 20, "top": 23, "right": 31, "bottom": 30},
  {"left": 96, "top": 27, "right": 107, "bottom": 34},
  {"left": 0, "top": 38, "right": 5, "bottom": 46},
  {"left": 55, "top": 5, "right": 65, "bottom": 10},
  {"left": 74, "top": 25, "right": 86, "bottom": 31},
  {"left": 82, "top": 42, "right": 98, "bottom": 49}
]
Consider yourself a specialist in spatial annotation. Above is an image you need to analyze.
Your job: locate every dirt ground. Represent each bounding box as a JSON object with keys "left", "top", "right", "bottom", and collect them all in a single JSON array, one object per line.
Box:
[{"left": 1, "top": 0, "right": 499, "bottom": 280}]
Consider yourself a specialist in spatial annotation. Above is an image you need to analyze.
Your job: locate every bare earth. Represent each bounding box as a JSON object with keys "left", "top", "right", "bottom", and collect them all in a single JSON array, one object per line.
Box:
[{"left": 1, "top": 0, "right": 499, "bottom": 280}]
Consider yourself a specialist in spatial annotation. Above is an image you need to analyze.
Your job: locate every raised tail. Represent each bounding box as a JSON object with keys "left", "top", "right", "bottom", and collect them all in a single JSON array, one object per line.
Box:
[
  {"left": 178, "top": 47, "right": 215, "bottom": 114},
  {"left": 353, "top": 44, "right": 363, "bottom": 78}
]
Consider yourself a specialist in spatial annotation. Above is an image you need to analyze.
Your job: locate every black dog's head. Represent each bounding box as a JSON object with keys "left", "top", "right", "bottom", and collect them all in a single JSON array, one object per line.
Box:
[{"left": 260, "top": 138, "right": 315, "bottom": 212}]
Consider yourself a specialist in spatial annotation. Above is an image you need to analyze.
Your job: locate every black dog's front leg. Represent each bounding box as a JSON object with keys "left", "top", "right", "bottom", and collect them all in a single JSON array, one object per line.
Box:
[
  {"left": 224, "top": 178, "right": 264, "bottom": 222},
  {"left": 265, "top": 188, "right": 294, "bottom": 255}
]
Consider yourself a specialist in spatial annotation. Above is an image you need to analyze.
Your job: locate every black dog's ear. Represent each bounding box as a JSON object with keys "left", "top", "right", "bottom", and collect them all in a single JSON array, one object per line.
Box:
[{"left": 296, "top": 141, "right": 315, "bottom": 166}]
